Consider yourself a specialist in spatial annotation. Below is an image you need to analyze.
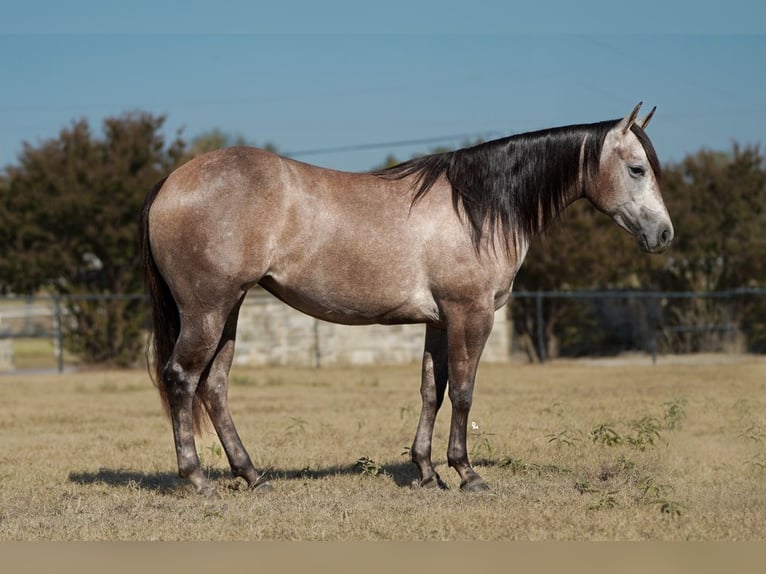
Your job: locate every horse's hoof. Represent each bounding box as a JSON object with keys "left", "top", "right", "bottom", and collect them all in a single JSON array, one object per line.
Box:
[
  {"left": 250, "top": 480, "right": 274, "bottom": 493},
  {"left": 413, "top": 475, "right": 449, "bottom": 490},
  {"left": 460, "top": 477, "right": 490, "bottom": 492}
]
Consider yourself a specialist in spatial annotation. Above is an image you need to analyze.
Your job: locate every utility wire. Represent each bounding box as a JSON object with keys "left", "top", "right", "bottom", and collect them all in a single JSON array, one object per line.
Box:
[{"left": 285, "top": 132, "right": 501, "bottom": 158}]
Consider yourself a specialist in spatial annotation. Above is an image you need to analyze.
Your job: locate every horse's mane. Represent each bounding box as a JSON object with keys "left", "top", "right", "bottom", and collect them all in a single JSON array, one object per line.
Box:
[{"left": 374, "top": 120, "right": 660, "bottom": 251}]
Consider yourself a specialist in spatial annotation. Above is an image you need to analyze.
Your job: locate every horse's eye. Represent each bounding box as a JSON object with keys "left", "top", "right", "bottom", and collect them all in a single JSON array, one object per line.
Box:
[{"left": 628, "top": 165, "right": 646, "bottom": 178}]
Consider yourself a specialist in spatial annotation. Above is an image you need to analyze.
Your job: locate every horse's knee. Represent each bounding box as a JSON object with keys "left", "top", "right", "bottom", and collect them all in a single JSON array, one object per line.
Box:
[{"left": 448, "top": 387, "right": 473, "bottom": 412}]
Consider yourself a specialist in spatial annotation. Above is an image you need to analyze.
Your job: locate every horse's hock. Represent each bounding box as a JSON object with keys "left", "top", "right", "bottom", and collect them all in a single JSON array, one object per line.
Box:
[{"left": 234, "top": 288, "right": 511, "bottom": 367}]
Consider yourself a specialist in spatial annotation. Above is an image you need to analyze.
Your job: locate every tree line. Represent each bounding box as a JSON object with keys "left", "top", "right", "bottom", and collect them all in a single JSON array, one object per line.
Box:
[{"left": 1, "top": 112, "right": 764, "bottom": 365}]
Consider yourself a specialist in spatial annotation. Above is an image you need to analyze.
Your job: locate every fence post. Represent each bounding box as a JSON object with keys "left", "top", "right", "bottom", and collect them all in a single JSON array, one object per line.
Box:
[
  {"left": 312, "top": 318, "right": 321, "bottom": 368},
  {"left": 536, "top": 291, "right": 546, "bottom": 363},
  {"left": 53, "top": 295, "right": 64, "bottom": 373}
]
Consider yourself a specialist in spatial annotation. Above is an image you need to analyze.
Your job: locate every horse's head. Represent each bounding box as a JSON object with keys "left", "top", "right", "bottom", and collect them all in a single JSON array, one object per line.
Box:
[{"left": 588, "top": 102, "right": 673, "bottom": 253}]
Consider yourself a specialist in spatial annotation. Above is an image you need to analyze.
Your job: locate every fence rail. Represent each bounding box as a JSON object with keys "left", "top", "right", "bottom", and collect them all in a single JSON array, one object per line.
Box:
[
  {"left": 510, "top": 288, "right": 766, "bottom": 363},
  {"left": 2, "top": 288, "right": 765, "bottom": 372}
]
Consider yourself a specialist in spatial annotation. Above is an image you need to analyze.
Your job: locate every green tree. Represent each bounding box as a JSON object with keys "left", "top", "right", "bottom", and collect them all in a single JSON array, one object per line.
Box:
[
  {"left": 184, "top": 129, "right": 277, "bottom": 161},
  {"left": 0, "top": 112, "right": 185, "bottom": 365},
  {"left": 651, "top": 144, "right": 766, "bottom": 352},
  {"left": 657, "top": 144, "right": 766, "bottom": 291},
  {"left": 512, "top": 200, "right": 647, "bottom": 360}
]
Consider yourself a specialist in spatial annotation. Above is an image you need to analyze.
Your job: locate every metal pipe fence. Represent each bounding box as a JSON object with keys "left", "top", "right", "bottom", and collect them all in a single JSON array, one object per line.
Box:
[
  {"left": 2, "top": 288, "right": 765, "bottom": 372},
  {"left": 510, "top": 288, "right": 766, "bottom": 363}
]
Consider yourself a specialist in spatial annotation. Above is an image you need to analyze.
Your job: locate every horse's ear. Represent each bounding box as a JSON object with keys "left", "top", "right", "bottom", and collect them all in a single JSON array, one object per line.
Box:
[
  {"left": 639, "top": 106, "right": 656, "bottom": 130},
  {"left": 621, "top": 102, "right": 643, "bottom": 134}
]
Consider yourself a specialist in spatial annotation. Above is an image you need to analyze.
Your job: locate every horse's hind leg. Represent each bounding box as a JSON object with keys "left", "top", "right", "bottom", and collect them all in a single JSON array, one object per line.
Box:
[
  {"left": 163, "top": 304, "right": 232, "bottom": 495},
  {"left": 411, "top": 324, "right": 449, "bottom": 489},
  {"left": 197, "top": 295, "right": 270, "bottom": 491}
]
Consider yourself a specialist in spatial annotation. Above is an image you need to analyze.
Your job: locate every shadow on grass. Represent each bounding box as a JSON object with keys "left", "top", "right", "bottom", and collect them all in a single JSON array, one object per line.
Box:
[
  {"left": 67, "top": 460, "right": 423, "bottom": 492},
  {"left": 68, "top": 468, "right": 197, "bottom": 493},
  {"left": 271, "top": 460, "right": 421, "bottom": 488}
]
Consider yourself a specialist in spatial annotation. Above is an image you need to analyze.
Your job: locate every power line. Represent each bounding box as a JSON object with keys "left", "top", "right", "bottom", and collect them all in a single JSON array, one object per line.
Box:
[{"left": 284, "top": 132, "right": 501, "bottom": 158}]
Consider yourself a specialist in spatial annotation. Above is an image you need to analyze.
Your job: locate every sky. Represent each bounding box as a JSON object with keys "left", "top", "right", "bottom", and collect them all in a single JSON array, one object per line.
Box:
[{"left": 1, "top": 2, "right": 765, "bottom": 173}]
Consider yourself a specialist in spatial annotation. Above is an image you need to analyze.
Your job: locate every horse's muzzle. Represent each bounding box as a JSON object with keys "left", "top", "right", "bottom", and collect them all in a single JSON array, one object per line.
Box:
[{"left": 641, "top": 223, "right": 674, "bottom": 253}]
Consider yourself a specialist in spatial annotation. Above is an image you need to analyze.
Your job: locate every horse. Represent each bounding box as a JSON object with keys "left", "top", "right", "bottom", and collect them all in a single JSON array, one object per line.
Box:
[{"left": 140, "top": 102, "right": 673, "bottom": 495}]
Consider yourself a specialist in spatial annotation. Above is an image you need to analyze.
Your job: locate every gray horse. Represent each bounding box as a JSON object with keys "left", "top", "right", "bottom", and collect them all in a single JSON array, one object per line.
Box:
[{"left": 140, "top": 103, "right": 672, "bottom": 495}]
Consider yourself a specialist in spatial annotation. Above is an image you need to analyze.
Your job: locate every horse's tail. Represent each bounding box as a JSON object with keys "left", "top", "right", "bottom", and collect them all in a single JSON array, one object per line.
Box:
[{"left": 140, "top": 176, "right": 208, "bottom": 434}]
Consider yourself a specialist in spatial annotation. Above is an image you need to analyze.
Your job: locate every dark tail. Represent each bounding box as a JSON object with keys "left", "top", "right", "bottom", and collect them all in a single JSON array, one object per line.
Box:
[{"left": 140, "top": 176, "right": 208, "bottom": 434}]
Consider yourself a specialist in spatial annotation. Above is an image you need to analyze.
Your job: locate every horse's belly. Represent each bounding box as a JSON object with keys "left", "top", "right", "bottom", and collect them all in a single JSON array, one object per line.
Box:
[{"left": 258, "top": 275, "right": 439, "bottom": 326}]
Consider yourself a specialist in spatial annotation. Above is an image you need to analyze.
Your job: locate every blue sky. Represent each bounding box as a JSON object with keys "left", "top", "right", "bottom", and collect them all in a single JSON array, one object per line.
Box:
[{"left": 2, "top": 2, "right": 765, "bottom": 172}]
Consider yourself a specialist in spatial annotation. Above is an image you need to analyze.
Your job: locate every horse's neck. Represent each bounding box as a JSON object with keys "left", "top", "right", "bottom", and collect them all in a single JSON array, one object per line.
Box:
[{"left": 531, "top": 157, "right": 587, "bottom": 236}]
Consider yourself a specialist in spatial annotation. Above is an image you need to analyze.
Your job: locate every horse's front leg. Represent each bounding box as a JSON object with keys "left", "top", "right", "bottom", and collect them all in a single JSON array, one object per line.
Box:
[
  {"left": 411, "top": 324, "right": 449, "bottom": 489},
  {"left": 445, "top": 307, "right": 494, "bottom": 492}
]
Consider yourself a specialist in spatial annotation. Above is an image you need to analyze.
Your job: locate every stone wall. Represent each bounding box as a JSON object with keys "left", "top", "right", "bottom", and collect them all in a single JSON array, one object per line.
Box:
[
  {"left": 235, "top": 289, "right": 510, "bottom": 367},
  {"left": 0, "top": 339, "right": 13, "bottom": 371}
]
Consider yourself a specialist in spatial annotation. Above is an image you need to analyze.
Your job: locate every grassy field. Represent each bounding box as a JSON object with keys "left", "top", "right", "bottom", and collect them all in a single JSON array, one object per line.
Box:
[{"left": 0, "top": 356, "right": 764, "bottom": 540}]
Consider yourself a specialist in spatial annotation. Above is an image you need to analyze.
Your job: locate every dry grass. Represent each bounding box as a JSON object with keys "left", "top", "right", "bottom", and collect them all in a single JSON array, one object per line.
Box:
[{"left": 0, "top": 356, "right": 764, "bottom": 540}]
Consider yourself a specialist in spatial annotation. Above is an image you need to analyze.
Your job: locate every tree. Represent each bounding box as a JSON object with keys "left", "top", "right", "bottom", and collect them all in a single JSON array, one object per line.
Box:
[
  {"left": 183, "top": 129, "right": 277, "bottom": 161},
  {"left": 656, "top": 144, "right": 766, "bottom": 291},
  {"left": 0, "top": 112, "right": 186, "bottom": 365},
  {"left": 512, "top": 199, "right": 651, "bottom": 360},
  {"left": 650, "top": 144, "right": 766, "bottom": 352}
]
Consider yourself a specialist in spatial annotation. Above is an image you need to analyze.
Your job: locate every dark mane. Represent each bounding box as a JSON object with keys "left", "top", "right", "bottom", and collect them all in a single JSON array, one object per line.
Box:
[
  {"left": 630, "top": 123, "right": 661, "bottom": 183},
  {"left": 375, "top": 119, "right": 658, "bottom": 251}
]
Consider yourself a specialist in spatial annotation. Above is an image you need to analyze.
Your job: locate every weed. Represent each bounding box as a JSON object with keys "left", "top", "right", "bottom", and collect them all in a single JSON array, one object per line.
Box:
[
  {"left": 574, "top": 479, "right": 620, "bottom": 509},
  {"left": 637, "top": 476, "right": 674, "bottom": 500},
  {"left": 597, "top": 455, "right": 641, "bottom": 483},
  {"left": 204, "top": 508, "right": 224, "bottom": 519},
  {"left": 597, "top": 461, "right": 627, "bottom": 482},
  {"left": 497, "top": 457, "right": 571, "bottom": 476},
  {"left": 546, "top": 428, "right": 582, "bottom": 448},
  {"left": 663, "top": 398, "right": 688, "bottom": 430},
  {"left": 286, "top": 417, "right": 308, "bottom": 434},
  {"left": 497, "top": 457, "right": 529, "bottom": 475},
  {"left": 355, "top": 456, "right": 385, "bottom": 477},
  {"left": 574, "top": 480, "right": 600, "bottom": 494},
  {"left": 469, "top": 423, "right": 496, "bottom": 461},
  {"left": 590, "top": 423, "right": 623, "bottom": 446},
  {"left": 207, "top": 443, "right": 223, "bottom": 459},
  {"left": 617, "top": 454, "right": 636, "bottom": 473},
  {"left": 733, "top": 398, "right": 752, "bottom": 418},
  {"left": 400, "top": 446, "right": 411, "bottom": 457},
  {"left": 738, "top": 422, "right": 766, "bottom": 443},
  {"left": 745, "top": 452, "right": 766, "bottom": 471},
  {"left": 626, "top": 417, "right": 664, "bottom": 451},
  {"left": 199, "top": 442, "right": 223, "bottom": 474},
  {"left": 588, "top": 491, "right": 620, "bottom": 511},
  {"left": 541, "top": 400, "right": 565, "bottom": 417},
  {"left": 541, "top": 463, "right": 572, "bottom": 476},
  {"left": 652, "top": 498, "right": 685, "bottom": 517}
]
